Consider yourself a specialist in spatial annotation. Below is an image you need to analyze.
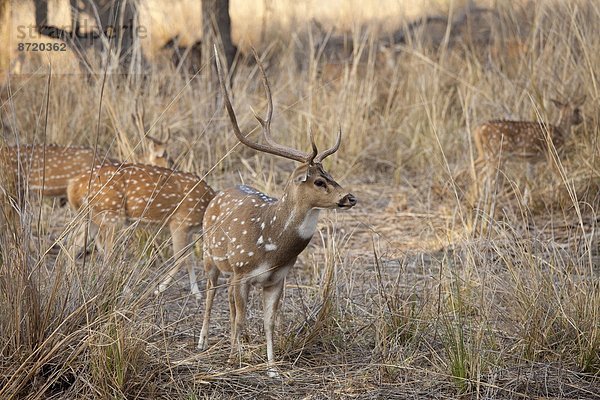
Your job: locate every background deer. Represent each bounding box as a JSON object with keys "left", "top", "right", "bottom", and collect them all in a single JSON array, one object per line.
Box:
[
  {"left": 67, "top": 162, "right": 215, "bottom": 298},
  {"left": 1, "top": 144, "right": 111, "bottom": 199},
  {"left": 472, "top": 96, "right": 585, "bottom": 200},
  {"left": 1, "top": 138, "right": 176, "bottom": 203},
  {"left": 197, "top": 49, "right": 357, "bottom": 377}
]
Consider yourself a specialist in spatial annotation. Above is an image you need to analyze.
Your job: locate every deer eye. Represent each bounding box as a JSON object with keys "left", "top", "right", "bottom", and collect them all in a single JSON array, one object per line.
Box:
[{"left": 314, "top": 178, "right": 327, "bottom": 188}]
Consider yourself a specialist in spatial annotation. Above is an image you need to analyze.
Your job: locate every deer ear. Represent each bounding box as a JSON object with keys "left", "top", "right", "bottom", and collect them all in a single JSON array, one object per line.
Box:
[
  {"left": 294, "top": 166, "right": 310, "bottom": 183},
  {"left": 550, "top": 98, "right": 565, "bottom": 108},
  {"left": 295, "top": 172, "right": 308, "bottom": 183}
]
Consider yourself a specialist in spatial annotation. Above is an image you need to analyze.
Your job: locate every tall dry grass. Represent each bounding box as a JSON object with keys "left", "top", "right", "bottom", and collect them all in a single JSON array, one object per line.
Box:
[{"left": 1, "top": 0, "right": 599, "bottom": 398}]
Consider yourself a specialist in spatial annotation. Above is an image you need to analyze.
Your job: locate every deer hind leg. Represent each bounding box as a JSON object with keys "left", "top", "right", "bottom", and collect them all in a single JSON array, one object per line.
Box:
[
  {"left": 93, "top": 212, "right": 121, "bottom": 257},
  {"left": 470, "top": 158, "right": 499, "bottom": 236},
  {"left": 522, "top": 162, "right": 535, "bottom": 207},
  {"left": 71, "top": 210, "right": 120, "bottom": 259},
  {"left": 470, "top": 156, "right": 487, "bottom": 203},
  {"left": 228, "top": 279, "right": 236, "bottom": 336},
  {"left": 156, "top": 222, "right": 199, "bottom": 298},
  {"left": 229, "top": 277, "right": 250, "bottom": 364},
  {"left": 263, "top": 278, "right": 285, "bottom": 378},
  {"left": 198, "top": 260, "right": 220, "bottom": 350},
  {"left": 225, "top": 275, "right": 250, "bottom": 345},
  {"left": 72, "top": 217, "right": 100, "bottom": 259},
  {"left": 480, "top": 155, "right": 505, "bottom": 201}
]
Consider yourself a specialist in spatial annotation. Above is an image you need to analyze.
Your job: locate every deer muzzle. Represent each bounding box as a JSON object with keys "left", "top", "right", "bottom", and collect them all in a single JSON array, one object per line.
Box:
[{"left": 337, "top": 193, "right": 357, "bottom": 209}]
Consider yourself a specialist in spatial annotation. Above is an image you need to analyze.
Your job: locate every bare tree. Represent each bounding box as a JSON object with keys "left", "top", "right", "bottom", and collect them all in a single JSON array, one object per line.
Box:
[{"left": 202, "top": 0, "right": 237, "bottom": 80}]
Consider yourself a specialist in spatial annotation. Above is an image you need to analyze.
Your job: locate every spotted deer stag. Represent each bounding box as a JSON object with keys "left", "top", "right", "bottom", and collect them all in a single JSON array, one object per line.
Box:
[
  {"left": 67, "top": 161, "right": 215, "bottom": 298},
  {"left": 198, "top": 49, "right": 357, "bottom": 377},
  {"left": 473, "top": 96, "right": 585, "bottom": 198}
]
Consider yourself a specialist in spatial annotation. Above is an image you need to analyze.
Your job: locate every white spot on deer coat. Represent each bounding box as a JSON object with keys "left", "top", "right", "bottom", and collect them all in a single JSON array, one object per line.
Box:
[{"left": 265, "top": 243, "right": 277, "bottom": 252}]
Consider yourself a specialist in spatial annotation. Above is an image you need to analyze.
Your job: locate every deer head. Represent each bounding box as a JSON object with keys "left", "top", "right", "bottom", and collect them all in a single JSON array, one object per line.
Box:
[
  {"left": 133, "top": 100, "right": 174, "bottom": 168},
  {"left": 145, "top": 127, "right": 173, "bottom": 168},
  {"left": 551, "top": 95, "right": 585, "bottom": 137},
  {"left": 217, "top": 47, "right": 356, "bottom": 212}
]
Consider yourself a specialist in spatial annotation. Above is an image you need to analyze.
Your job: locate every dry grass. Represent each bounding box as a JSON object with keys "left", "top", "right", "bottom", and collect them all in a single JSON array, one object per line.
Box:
[{"left": 1, "top": 0, "right": 599, "bottom": 398}]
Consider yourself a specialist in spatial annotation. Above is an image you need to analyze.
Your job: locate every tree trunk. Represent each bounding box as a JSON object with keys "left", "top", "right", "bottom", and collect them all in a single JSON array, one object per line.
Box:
[
  {"left": 202, "top": 0, "right": 237, "bottom": 81},
  {"left": 34, "top": 0, "right": 48, "bottom": 27}
]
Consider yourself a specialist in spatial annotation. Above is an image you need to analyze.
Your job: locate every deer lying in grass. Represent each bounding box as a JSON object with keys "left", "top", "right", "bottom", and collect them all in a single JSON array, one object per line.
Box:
[
  {"left": 473, "top": 96, "right": 585, "bottom": 201},
  {"left": 197, "top": 49, "right": 357, "bottom": 377},
  {"left": 67, "top": 160, "right": 216, "bottom": 298}
]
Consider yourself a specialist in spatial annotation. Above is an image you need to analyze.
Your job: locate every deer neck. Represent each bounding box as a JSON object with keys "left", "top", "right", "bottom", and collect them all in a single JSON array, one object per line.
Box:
[
  {"left": 556, "top": 113, "right": 572, "bottom": 140},
  {"left": 263, "top": 188, "right": 321, "bottom": 242}
]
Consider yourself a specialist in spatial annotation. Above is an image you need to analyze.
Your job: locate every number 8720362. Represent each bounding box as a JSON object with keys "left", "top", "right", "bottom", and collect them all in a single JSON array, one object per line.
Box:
[{"left": 17, "top": 42, "right": 67, "bottom": 52}]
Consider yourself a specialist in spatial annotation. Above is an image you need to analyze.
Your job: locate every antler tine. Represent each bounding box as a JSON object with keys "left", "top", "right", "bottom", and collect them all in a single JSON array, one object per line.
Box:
[
  {"left": 314, "top": 127, "right": 342, "bottom": 163},
  {"left": 147, "top": 123, "right": 166, "bottom": 144},
  {"left": 250, "top": 47, "right": 277, "bottom": 147},
  {"left": 133, "top": 98, "right": 145, "bottom": 135},
  {"left": 215, "top": 45, "right": 258, "bottom": 152},
  {"left": 308, "top": 129, "right": 318, "bottom": 164},
  {"left": 214, "top": 45, "right": 313, "bottom": 163}
]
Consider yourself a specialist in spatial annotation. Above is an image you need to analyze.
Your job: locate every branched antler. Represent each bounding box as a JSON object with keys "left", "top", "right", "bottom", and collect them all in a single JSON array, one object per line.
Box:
[{"left": 215, "top": 46, "right": 341, "bottom": 164}]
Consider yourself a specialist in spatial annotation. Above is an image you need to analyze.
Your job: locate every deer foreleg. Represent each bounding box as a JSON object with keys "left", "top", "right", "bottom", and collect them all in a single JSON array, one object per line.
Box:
[
  {"left": 198, "top": 261, "right": 220, "bottom": 350},
  {"left": 229, "top": 278, "right": 250, "bottom": 364},
  {"left": 157, "top": 223, "right": 199, "bottom": 298},
  {"left": 263, "top": 278, "right": 285, "bottom": 378}
]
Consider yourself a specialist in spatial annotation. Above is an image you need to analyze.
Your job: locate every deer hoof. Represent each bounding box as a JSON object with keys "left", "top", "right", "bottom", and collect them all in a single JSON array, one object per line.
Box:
[
  {"left": 156, "top": 283, "right": 168, "bottom": 294},
  {"left": 191, "top": 285, "right": 202, "bottom": 300},
  {"left": 267, "top": 367, "right": 280, "bottom": 378}
]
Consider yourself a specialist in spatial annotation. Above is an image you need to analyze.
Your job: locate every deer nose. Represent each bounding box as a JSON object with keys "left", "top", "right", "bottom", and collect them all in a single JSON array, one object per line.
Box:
[{"left": 339, "top": 193, "right": 357, "bottom": 208}]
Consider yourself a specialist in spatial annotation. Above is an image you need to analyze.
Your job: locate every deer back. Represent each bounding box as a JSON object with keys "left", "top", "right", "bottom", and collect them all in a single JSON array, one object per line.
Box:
[
  {"left": 68, "top": 163, "right": 215, "bottom": 229},
  {"left": 474, "top": 120, "right": 563, "bottom": 160},
  {"left": 3, "top": 145, "right": 108, "bottom": 197}
]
